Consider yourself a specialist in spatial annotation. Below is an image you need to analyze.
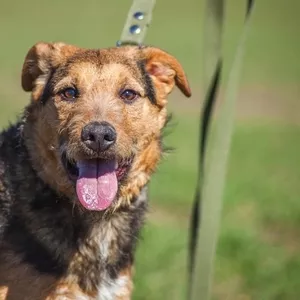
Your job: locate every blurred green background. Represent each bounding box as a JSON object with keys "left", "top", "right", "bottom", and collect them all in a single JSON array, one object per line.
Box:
[{"left": 1, "top": 0, "right": 300, "bottom": 299}]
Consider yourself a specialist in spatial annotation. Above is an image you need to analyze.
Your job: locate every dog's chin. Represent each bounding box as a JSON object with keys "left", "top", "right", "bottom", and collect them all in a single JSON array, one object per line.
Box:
[{"left": 61, "top": 153, "right": 134, "bottom": 211}]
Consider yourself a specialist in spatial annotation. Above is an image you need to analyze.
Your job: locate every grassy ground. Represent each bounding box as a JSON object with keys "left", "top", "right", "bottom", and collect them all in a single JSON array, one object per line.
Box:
[
  {"left": 137, "top": 118, "right": 300, "bottom": 300},
  {"left": 1, "top": 0, "right": 300, "bottom": 299}
]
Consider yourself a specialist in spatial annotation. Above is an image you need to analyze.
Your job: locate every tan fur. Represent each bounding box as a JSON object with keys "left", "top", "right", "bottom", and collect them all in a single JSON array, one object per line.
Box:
[
  {"left": 22, "top": 43, "right": 190, "bottom": 211},
  {"left": 0, "top": 287, "right": 8, "bottom": 300},
  {"left": 0, "top": 42, "right": 191, "bottom": 299}
]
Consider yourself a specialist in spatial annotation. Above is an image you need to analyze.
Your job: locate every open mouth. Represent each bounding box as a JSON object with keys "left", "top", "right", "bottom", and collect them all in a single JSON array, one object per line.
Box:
[{"left": 62, "top": 153, "right": 133, "bottom": 211}]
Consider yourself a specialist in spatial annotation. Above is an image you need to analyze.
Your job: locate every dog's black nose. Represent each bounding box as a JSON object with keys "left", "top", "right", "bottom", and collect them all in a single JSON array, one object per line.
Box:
[{"left": 81, "top": 121, "right": 116, "bottom": 152}]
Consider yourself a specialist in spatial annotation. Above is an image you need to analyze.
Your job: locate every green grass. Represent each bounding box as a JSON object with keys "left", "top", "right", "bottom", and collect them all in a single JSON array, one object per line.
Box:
[
  {"left": 1, "top": 0, "right": 300, "bottom": 84},
  {"left": 0, "top": 0, "right": 300, "bottom": 299},
  {"left": 135, "top": 119, "right": 300, "bottom": 300}
]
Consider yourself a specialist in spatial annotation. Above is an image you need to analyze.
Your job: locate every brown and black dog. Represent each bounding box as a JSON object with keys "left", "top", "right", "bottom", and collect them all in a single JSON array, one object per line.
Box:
[{"left": 0, "top": 42, "right": 191, "bottom": 299}]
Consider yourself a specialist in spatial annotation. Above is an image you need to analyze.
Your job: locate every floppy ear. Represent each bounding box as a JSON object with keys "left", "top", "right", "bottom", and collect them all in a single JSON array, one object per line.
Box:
[
  {"left": 142, "top": 47, "right": 191, "bottom": 104},
  {"left": 21, "top": 42, "right": 79, "bottom": 100}
]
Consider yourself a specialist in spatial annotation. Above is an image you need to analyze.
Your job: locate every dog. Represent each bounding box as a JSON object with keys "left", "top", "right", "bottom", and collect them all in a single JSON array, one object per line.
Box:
[{"left": 0, "top": 42, "right": 191, "bottom": 299}]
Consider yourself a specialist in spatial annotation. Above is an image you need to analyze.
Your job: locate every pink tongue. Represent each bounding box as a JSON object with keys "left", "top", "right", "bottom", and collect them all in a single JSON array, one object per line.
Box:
[{"left": 76, "top": 160, "right": 118, "bottom": 211}]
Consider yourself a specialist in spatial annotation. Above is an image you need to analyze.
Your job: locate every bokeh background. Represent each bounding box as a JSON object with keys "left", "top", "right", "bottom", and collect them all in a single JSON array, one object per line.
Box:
[{"left": 1, "top": 0, "right": 300, "bottom": 299}]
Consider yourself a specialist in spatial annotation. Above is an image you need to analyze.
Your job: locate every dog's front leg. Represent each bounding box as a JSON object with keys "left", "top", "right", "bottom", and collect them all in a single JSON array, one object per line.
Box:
[
  {"left": 46, "top": 267, "right": 134, "bottom": 300},
  {"left": 45, "top": 283, "right": 90, "bottom": 300},
  {"left": 98, "top": 267, "right": 134, "bottom": 300}
]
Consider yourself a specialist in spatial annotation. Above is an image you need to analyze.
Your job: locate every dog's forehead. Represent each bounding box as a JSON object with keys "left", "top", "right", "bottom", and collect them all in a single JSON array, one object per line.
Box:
[
  {"left": 61, "top": 48, "right": 143, "bottom": 83},
  {"left": 68, "top": 48, "right": 140, "bottom": 69}
]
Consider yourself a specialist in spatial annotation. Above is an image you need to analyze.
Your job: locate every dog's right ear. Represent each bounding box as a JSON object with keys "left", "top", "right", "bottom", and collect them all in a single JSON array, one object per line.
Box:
[{"left": 21, "top": 42, "right": 79, "bottom": 99}]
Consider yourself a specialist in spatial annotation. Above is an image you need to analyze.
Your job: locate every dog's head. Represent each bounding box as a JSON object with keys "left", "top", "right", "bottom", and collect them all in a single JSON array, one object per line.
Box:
[{"left": 21, "top": 42, "right": 191, "bottom": 211}]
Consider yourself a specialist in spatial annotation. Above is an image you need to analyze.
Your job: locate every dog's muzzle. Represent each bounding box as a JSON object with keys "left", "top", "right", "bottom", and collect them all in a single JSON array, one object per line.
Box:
[{"left": 61, "top": 147, "right": 134, "bottom": 212}]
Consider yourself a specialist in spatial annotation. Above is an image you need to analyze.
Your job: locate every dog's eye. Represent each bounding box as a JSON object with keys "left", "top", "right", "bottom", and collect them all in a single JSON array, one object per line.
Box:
[
  {"left": 120, "top": 89, "right": 139, "bottom": 102},
  {"left": 61, "top": 88, "right": 78, "bottom": 100}
]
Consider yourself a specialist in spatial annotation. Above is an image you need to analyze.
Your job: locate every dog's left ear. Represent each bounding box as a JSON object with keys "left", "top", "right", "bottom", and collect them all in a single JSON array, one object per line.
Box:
[{"left": 143, "top": 47, "right": 191, "bottom": 102}]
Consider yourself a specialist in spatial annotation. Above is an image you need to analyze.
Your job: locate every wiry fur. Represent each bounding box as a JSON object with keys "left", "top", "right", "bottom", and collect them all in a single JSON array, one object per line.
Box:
[{"left": 0, "top": 42, "right": 190, "bottom": 299}]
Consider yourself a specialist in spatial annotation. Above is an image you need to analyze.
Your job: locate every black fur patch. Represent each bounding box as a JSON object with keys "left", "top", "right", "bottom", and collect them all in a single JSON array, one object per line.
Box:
[
  {"left": 137, "top": 60, "right": 156, "bottom": 105},
  {"left": 160, "top": 113, "right": 175, "bottom": 154},
  {"left": 39, "top": 69, "right": 56, "bottom": 104},
  {"left": 4, "top": 217, "right": 66, "bottom": 275},
  {"left": 106, "top": 198, "right": 147, "bottom": 280}
]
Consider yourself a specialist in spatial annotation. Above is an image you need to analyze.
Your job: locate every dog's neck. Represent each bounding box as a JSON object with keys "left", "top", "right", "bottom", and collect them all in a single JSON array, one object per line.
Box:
[{"left": 62, "top": 187, "right": 148, "bottom": 294}]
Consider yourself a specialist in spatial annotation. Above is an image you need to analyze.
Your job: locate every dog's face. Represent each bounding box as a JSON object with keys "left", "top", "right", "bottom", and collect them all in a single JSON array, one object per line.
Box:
[{"left": 21, "top": 42, "right": 191, "bottom": 211}]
